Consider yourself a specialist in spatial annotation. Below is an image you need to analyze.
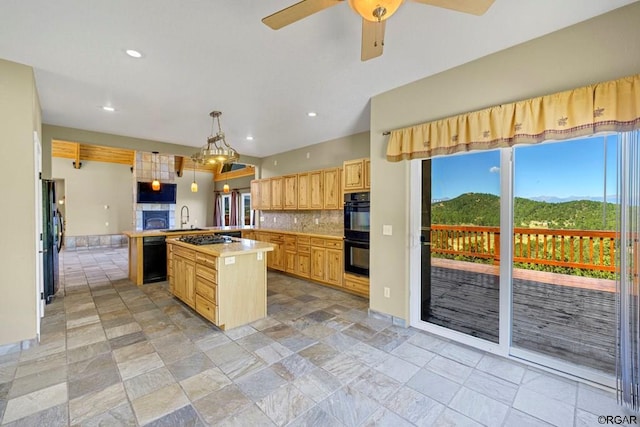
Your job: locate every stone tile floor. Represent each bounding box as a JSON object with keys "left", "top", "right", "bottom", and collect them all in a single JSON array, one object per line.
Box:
[{"left": 0, "top": 247, "right": 633, "bottom": 426}]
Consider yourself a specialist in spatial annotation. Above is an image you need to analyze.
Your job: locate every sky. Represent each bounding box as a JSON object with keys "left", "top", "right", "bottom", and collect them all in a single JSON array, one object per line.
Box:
[{"left": 431, "top": 135, "right": 618, "bottom": 201}]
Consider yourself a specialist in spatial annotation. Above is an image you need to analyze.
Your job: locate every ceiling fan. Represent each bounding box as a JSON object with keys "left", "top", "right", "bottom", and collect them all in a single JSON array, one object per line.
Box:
[{"left": 262, "top": 0, "right": 495, "bottom": 61}]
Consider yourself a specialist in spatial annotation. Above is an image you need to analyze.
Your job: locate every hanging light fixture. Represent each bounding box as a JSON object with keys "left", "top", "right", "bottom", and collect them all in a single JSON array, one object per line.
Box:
[
  {"left": 190, "top": 157, "right": 198, "bottom": 193},
  {"left": 195, "top": 111, "right": 240, "bottom": 165},
  {"left": 151, "top": 151, "right": 161, "bottom": 191},
  {"left": 348, "top": 0, "right": 403, "bottom": 22},
  {"left": 223, "top": 183, "right": 230, "bottom": 193}
]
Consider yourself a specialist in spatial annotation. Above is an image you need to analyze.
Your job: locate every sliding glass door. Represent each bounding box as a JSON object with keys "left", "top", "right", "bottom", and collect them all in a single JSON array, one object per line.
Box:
[
  {"left": 421, "top": 150, "right": 501, "bottom": 343},
  {"left": 510, "top": 136, "right": 617, "bottom": 374},
  {"left": 416, "top": 134, "right": 620, "bottom": 381}
]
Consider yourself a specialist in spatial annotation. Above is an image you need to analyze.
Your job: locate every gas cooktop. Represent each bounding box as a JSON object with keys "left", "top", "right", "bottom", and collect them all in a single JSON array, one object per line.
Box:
[{"left": 177, "top": 234, "right": 233, "bottom": 246}]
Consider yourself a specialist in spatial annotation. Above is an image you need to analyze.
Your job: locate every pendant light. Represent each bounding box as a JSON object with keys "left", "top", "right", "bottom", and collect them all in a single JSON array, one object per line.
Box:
[
  {"left": 223, "top": 183, "right": 230, "bottom": 193},
  {"left": 194, "top": 111, "right": 240, "bottom": 165},
  {"left": 151, "top": 151, "right": 161, "bottom": 191},
  {"left": 191, "top": 158, "right": 198, "bottom": 193}
]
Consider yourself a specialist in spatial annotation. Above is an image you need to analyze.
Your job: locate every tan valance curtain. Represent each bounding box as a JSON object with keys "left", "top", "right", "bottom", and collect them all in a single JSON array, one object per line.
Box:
[{"left": 386, "top": 73, "right": 640, "bottom": 161}]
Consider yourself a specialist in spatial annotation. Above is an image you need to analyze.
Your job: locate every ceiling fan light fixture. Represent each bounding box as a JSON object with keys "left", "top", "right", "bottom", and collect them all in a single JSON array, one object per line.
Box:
[{"left": 348, "top": 0, "right": 403, "bottom": 22}]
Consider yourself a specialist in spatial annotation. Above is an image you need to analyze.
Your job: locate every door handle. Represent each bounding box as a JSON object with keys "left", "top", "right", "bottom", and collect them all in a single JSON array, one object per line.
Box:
[{"left": 39, "top": 249, "right": 48, "bottom": 253}]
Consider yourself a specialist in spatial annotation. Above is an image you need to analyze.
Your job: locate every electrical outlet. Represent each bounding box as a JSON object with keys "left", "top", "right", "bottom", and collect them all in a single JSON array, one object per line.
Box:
[
  {"left": 274, "top": 160, "right": 278, "bottom": 166},
  {"left": 257, "top": 252, "right": 263, "bottom": 261},
  {"left": 315, "top": 218, "right": 319, "bottom": 225},
  {"left": 294, "top": 217, "right": 297, "bottom": 223},
  {"left": 383, "top": 225, "right": 393, "bottom": 236},
  {"left": 384, "top": 287, "right": 390, "bottom": 298},
  {"left": 225, "top": 257, "right": 236, "bottom": 265},
  {"left": 260, "top": 216, "right": 265, "bottom": 222},
  {"left": 306, "top": 152, "right": 310, "bottom": 159},
  {"left": 273, "top": 217, "right": 277, "bottom": 223}
]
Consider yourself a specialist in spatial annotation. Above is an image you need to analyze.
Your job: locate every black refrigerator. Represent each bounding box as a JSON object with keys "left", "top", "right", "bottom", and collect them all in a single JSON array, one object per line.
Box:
[{"left": 42, "top": 180, "right": 61, "bottom": 303}]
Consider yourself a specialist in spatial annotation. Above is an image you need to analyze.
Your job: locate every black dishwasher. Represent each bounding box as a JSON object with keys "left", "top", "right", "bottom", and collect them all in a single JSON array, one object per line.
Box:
[{"left": 143, "top": 236, "right": 167, "bottom": 283}]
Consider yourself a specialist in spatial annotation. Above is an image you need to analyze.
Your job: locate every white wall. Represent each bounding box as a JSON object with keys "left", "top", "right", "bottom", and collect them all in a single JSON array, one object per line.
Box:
[
  {"left": 369, "top": 3, "right": 640, "bottom": 322},
  {"left": 52, "top": 158, "right": 133, "bottom": 235},
  {"left": 0, "top": 59, "right": 39, "bottom": 345}
]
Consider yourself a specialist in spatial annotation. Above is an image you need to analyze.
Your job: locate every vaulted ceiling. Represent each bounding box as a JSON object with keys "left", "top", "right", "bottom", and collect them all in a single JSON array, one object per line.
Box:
[{"left": 0, "top": 0, "right": 636, "bottom": 157}]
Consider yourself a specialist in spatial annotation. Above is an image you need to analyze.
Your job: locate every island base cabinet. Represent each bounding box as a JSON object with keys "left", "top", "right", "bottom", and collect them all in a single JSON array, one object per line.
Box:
[
  {"left": 169, "top": 241, "right": 268, "bottom": 331},
  {"left": 217, "top": 254, "right": 267, "bottom": 330}
]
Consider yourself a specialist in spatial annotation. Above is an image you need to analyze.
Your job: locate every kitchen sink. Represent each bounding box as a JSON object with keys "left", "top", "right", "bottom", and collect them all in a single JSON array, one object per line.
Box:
[{"left": 162, "top": 228, "right": 206, "bottom": 233}]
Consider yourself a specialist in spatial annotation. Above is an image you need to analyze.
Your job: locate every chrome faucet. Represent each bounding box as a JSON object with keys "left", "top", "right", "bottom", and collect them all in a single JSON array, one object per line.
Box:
[{"left": 180, "top": 205, "right": 190, "bottom": 228}]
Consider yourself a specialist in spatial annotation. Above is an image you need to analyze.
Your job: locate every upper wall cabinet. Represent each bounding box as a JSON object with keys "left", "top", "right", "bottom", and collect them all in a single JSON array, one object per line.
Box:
[
  {"left": 251, "top": 165, "right": 343, "bottom": 211},
  {"left": 297, "top": 173, "right": 310, "bottom": 209},
  {"left": 283, "top": 174, "right": 298, "bottom": 209},
  {"left": 323, "top": 168, "right": 341, "bottom": 209},
  {"left": 270, "top": 176, "right": 283, "bottom": 210},
  {"left": 343, "top": 158, "right": 370, "bottom": 193}
]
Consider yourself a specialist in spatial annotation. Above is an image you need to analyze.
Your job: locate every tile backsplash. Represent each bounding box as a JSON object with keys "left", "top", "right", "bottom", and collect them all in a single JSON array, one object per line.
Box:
[{"left": 259, "top": 210, "right": 342, "bottom": 236}]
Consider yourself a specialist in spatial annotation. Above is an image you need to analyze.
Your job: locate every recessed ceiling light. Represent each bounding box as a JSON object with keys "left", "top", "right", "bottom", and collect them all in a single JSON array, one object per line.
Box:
[
  {"left": 246, "top": 136, "right": 254, "bottom": 141},
  {"left": 307, "top": 112, "right": 317, "bottom": 117},
  {"left": 125, "top": 49, "right": 143, "bottom": 58},
  {"left": 102, "top": 106, "right": 115, "bottom": 112}
]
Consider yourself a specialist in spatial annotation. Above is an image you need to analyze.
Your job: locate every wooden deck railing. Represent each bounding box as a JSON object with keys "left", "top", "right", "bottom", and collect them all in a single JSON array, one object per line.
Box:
[{"left": 430, "top": 225, "right": 618, "bottom": 272}]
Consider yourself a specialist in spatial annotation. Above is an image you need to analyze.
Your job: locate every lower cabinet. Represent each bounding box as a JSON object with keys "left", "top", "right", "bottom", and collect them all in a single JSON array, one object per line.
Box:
[
  {"left": 343, "top": 273, "right": 370, "bottom": 297},
  {"left": 173, "top": 251, "right": 196, "bottom": 308},
  {"left": 167, "top": 242, "right": 269, "bottom": 330},
  {"left": 253, "top": 232, "right": 344, "bottom": 289}
]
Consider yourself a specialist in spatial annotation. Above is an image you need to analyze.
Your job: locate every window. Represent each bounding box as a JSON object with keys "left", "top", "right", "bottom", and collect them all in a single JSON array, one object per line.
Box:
[
  {"left": 222, "top": 194, "right": 230, "bottom": 226},
  {"left": 240, "top": 192, "right": 252, "bottom": 225}
]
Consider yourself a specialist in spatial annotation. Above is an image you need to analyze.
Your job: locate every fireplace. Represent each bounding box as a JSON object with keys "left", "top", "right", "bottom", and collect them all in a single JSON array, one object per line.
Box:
[{"left": 143, "top": 210, "right": 169, "bottom": 230}]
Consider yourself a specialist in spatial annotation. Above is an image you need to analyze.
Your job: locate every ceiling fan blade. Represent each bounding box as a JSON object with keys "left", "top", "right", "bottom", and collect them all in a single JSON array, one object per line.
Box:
[
  {"left": 411, "top": 0, "right": 495, "bottom": 15},
  {"left": 361, "top": 19, "right": 386, "bottom": 61},
  {"left": 262, "top": 0, "right": 344, "bottom": 30}
]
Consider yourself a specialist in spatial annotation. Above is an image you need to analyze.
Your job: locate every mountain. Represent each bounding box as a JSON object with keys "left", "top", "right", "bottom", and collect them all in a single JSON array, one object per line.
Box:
[
  {"left": 431, "top": 193, "right": 617, "bottom": 230},
  {"left": 528, "top": 195, "right": 619, "bottom": 203}
]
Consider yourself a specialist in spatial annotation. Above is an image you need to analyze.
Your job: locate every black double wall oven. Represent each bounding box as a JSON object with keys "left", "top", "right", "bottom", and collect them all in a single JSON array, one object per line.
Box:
[{"left": 344, "top": 192, "right": 370, "bottom": 277}]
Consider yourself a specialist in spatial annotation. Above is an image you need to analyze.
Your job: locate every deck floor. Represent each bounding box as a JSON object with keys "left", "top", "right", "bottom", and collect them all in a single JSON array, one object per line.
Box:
[{"left": 426, "top": 261, "right": 616, "bottom": 374}]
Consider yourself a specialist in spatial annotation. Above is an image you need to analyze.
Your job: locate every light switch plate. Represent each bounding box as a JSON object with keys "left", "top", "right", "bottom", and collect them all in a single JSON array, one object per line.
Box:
[{"left": 383, "top": 225, "right": 393, "bottom": 236}]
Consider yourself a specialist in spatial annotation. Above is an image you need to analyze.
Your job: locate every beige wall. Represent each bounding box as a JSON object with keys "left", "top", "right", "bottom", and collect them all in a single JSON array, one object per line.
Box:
[
  {"left": 0, "top": 59, "right": 39, "bottom": 345},
  {"left": 260, "top": 132, "right": 370, "bottom": 178},
  {"left": 52, "top": 158, "right": 134, "bottom": 235},
  {"left": 369, "top": 3, "right": 640, "bottom": 322},
  {"left": 175, "top": 170, "right": 216, "bottom": 228},
  {"left": 53, "top": 157, "right": 217, "bottom": 234}
]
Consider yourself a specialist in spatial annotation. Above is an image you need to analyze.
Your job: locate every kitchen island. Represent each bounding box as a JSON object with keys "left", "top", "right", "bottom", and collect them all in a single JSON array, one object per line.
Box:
[
  {"left": 123, "top": 226, "right": 253, "bottom": 285},
  {"left": 166, "top": 236, "right": 274, "bottom": 330}
]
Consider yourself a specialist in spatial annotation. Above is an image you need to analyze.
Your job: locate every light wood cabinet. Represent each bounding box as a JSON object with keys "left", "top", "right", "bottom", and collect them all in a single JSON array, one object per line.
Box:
[
  {"left": 283, "top": 175, "right": 298, "bottom": 210},
  {"left": 284, "top": 235, "right": 297, "bottom": 274},
  {"left": 343, "top": 158, "right": 370, "bottom": 192},
  {"left": 343, "top": 273, "right": 369, "bottom": 297},
  {"left": 250, "top": 230, "right": 346, "bottom": 291},
  {"left": 268, "top": 234, "right": 285, "bottom": 270},
  {"left": 343, "top": 159, "right": 365, "bottom": 192},
  {"left": 250, "top": 180, "right": 260, "bottom": 210},
  {"left": 173, "top": 254, "right": 195, "bottom": 308},
  {"left": 326, "top": 247, "right": 343, "bottom": 286},
  {"left": 296, "top": 236, "right": 311, "bottom": 278},
  {"left": 309, "top": 170, "right": 324, "bottom": 209},
  {"left": 297, "top": 173, "right": 310, "bottom": 209},
  {"left": 323, "top": 167, "right": 342, "bottom": 209},
  {"left": 168, "top": 241, "right": 271, "bottom": 330},
  {"left": 364, "top": 158, "right": 370, "bottom": 189},
  {"left": 259, "top": 179, "right": 271, "bottom": 210},
  {"left": 270, "top": 177, "right": 283, "bottom": 210},
  {"left": 310, "top": 237, "right": 343, "bottom": 286},
  {"left": 310, "top": 245, "right": 326, "bottom": 282}
]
